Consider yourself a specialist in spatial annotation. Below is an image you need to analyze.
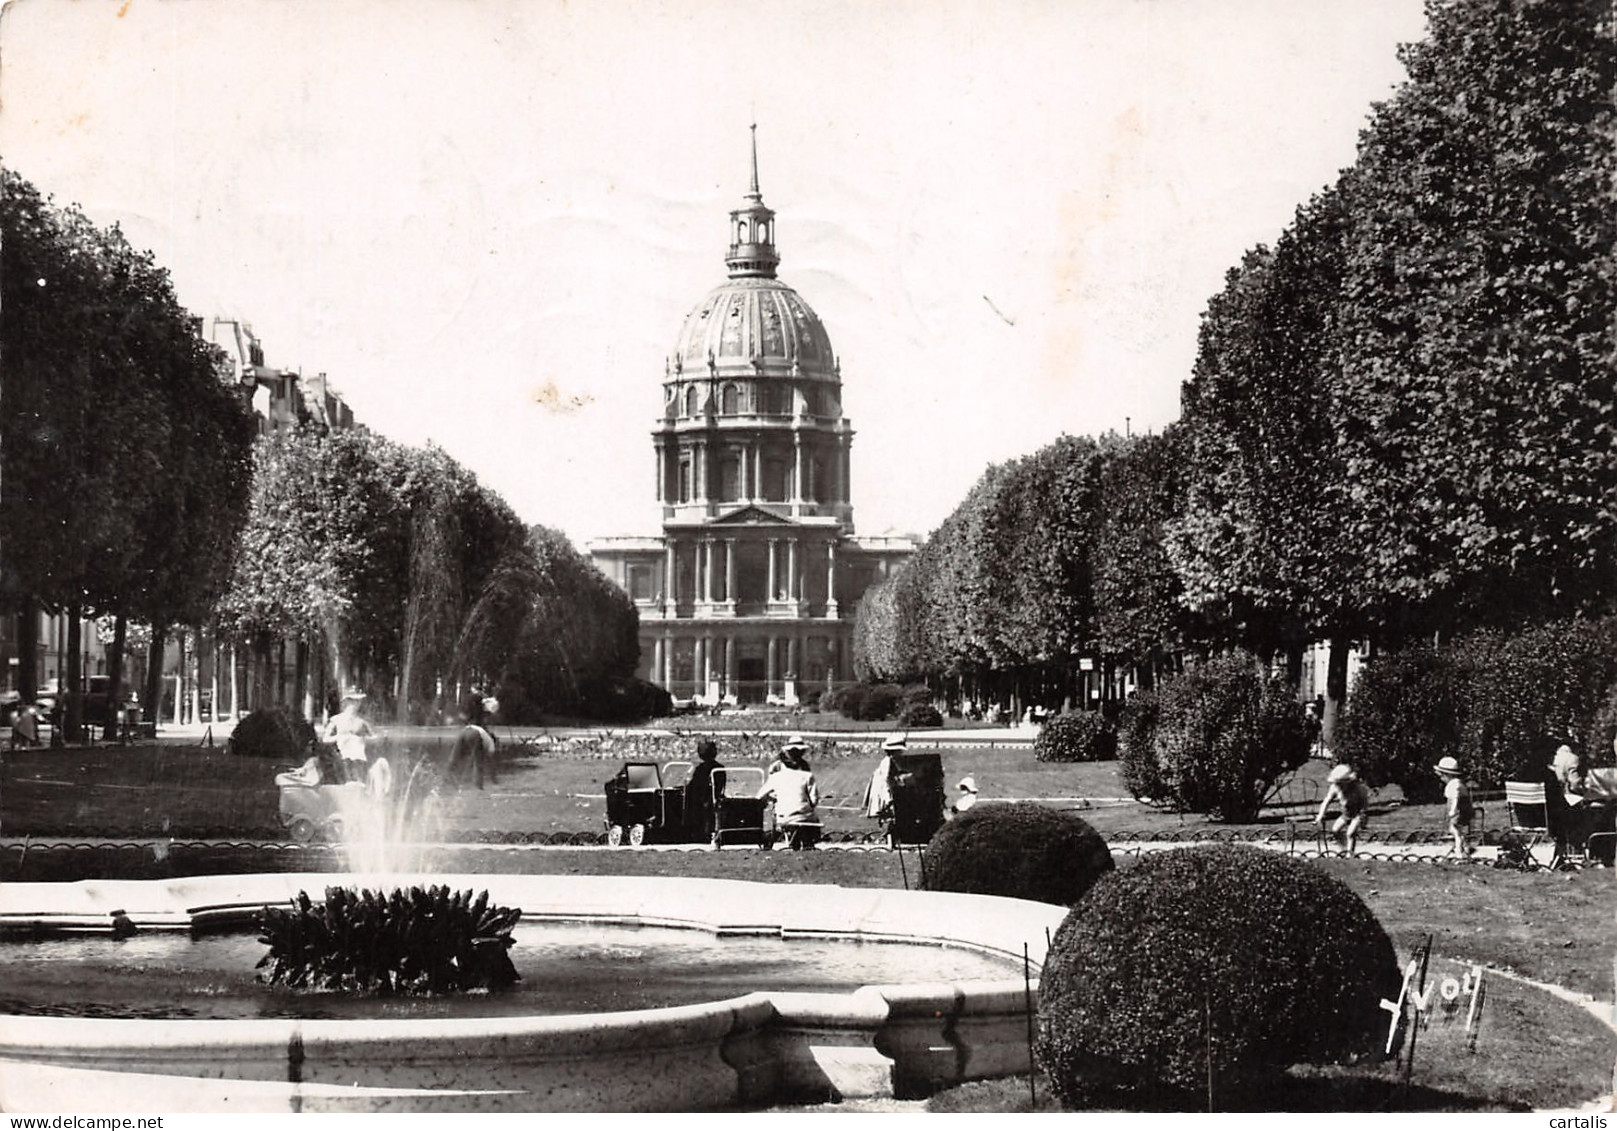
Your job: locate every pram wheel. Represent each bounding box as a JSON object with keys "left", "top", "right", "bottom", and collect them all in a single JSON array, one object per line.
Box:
[
  {"left": 628, "top": 823, "right": 647, "bottom": 847},
  {"left": 607, "top": 824, "right": 625, "bottom": 847},
  {"left": 286, "top": 817, "right": 316, "bottom": 844}
]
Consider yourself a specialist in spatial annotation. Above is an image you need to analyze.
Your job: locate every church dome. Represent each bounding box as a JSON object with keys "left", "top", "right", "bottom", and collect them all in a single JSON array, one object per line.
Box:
[
  {"left": 671, "top": 277, "right": 837, "bottom": 380},
  {"left": 668, "top": 127, "right": 838, "bottom": 383}
]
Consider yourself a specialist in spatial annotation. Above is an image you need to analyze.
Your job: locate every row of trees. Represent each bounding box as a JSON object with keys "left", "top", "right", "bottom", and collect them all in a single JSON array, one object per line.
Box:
[
  {"left": 1, "top": 169, "right": 258, "bottom": 739},
  {"left": 855, "top": 0, "right": 1616, "bottom": 732},
  {"left": 3, "top": 170, "right": 642, "bottom": 731}
]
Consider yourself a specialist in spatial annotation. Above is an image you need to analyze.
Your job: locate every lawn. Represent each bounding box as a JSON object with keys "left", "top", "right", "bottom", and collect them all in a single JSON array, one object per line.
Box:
[
  {"left": 2, "top": 734, "right": 1612, "bottom": 1112},
  {"left": 0, "top": 736, "right": 1441, "bottom": 841}
]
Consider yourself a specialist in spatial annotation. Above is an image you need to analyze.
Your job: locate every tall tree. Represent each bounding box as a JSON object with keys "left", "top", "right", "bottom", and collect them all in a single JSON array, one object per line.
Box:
[{"left": 1335, "top": 0, "right": 1617, "bottom": 634}]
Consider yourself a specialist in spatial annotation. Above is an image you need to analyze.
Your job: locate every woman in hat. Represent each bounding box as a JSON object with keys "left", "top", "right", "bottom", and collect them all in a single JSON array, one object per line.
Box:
[
  {"left": 760, "top": 735, "right": 820, "bottom": 850},
  {"left": 1315, "top": 762, "right": 1370, "bottom": 856},
  {"left": 1434, "top": 756, "right": 1474, "bottom": 859},
  {"left": 862, "top": 734, "right": 907, "bottom": 820},
  {"left": 322, "top": 689, "right": 377, "bottom": 783}
]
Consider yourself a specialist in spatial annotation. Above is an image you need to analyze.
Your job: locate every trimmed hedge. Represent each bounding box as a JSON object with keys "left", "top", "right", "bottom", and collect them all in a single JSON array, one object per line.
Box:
[
  {"left": 896, "top": 702, "right": 944, "bottom": 728},
  {"left": 228, "top": 706, "right": 316, "bottom": 761},
  {"left": 921, "top": 802, "right": 1113, "bottom": 906},
  {"left": 825, "top": 682, "right": 927, "bottom": 721},
  {"left": 1036, "top": 844, "right": 1399, "bottom": 1110},
  {"left": 1118, "top": 691, "right": 1166, "bottom": 804},
  {"left": 1334, "top": 646, "right": 1463, "bottom": 802},
  {"left": 1120, "top": 651, "right": 1309, "bottom": 821},
  {"left": 1337, "top": 617, "right": 1617, "bottom": 789},
  {"left": 1034, "top": 711, "right": 1117, "bottom": 763}
]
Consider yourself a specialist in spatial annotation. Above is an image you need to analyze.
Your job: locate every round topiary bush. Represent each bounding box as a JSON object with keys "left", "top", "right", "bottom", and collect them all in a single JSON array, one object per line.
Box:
[
  {"left": 1036, "top": 844, "right": 1400, "bottom": 1110},
  {"left": 896, "top": 702, "right": 944, "bottom": 728},
  {"left": 1124, "top": 651, "right": 1310, "bottom": 821},
  {"left": 922, "top": 802, "right": 1113, "bottom": 906},
  {"left": 229, "top": 706, "right": 316, "bottom": 760},
  {"left": 1034, "top": 711, "right": 1117, "bottom": 763}
]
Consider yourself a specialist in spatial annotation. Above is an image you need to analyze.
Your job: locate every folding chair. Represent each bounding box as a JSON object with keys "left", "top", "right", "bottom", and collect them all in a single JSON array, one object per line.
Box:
[{"left": 1504, "top": 781, "right": 1576, "bottom": 869}]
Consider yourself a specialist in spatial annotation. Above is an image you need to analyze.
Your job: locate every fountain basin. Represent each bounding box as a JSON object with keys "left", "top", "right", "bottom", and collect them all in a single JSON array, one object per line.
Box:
[{"left": 0, "top": 873, "right": 1066, "bottom": 1112}]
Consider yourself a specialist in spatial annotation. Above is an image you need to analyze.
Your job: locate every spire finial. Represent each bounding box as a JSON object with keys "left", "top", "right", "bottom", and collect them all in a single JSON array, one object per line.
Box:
[{"left": 748, "top": 122, "right": 760, "bottom": 198}]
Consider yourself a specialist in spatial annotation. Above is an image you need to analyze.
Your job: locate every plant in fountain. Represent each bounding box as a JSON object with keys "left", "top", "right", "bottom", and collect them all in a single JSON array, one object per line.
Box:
[{"left": 257, "top": 885, "right": 521, "bottom": 994}]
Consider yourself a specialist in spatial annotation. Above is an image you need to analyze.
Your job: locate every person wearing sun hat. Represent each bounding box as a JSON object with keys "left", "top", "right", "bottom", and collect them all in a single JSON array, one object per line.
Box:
[
  {"left": 1434, "top": 756, "right": 1474, "bottom": 859},
  {"left": 1315, "top": 762, "right": 1370, "bottom": 856},
  {"left": 322, "top": 688, "right": 376, "bottom": 783},
  {"left": 760, "top": 734, "right": 820, "bottom": 849},
  {"left": 863, "top": 735, "right": 906, "bottom": 820}
]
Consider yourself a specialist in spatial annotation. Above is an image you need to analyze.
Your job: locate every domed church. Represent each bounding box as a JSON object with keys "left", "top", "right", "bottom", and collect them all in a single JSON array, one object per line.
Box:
[{"left": 590, "top": 130, "right": 916, "bottom": 705}]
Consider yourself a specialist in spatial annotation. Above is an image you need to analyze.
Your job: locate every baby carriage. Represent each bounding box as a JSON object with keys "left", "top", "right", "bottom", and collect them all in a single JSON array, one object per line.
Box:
[
  {"left": 604, "top": 761, "right": 686, "bottom": 847},
  {"left": 274, "top": 746, "right": 389, "bottom": 843}
]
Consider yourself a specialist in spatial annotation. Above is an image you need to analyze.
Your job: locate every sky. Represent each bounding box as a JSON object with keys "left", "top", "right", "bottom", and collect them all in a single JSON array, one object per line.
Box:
[{"left": 0, "top": 0, "right": 1431, "bottom": 551}]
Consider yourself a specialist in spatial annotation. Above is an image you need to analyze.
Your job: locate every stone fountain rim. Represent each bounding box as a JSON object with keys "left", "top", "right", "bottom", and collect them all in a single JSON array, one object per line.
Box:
[{"left": 0, "top": 874, "right": 1065, "bottom": 1112}]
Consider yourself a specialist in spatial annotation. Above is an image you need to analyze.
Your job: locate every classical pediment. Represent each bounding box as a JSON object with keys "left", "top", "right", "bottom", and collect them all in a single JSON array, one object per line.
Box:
[{"left": 709, "top": 505, "right": 795, "bottom": 526}]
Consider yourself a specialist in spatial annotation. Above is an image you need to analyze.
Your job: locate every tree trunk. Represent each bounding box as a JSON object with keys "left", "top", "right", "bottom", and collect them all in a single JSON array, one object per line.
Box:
[
  {"left": 64, "top": 606, "right": 83, "bottom": 743},
  {"left": 1323, "top": 635, "right": 1352, "bottom": 748},
  {"left": 187, "top": 625, "right": 202, "bottom": 726},
  {"left": 145, "top": 624, "right": 167, "bottom": 731},
  {"left": 1284, "top": 643, "right": 1305, "bottom": 690},
  {"left": 227, "top": 641, "right": 240, "bottom": 721},
  {"left": 175, "top": 629, "right": 188, "bottom": 725},
  {"left": 103, "top": 615, "right": 127, "bottom": 741},
  {"left": 16, "top": 600, "right": 39, "bottom": 701},
  {"left": 209, "top": 633, "right": 220, "bottom": 724},
  {"left": 295, "top": 639, "right": 310, "bottom": 720},
  {"left": 253, "top": 634, "right": 273, "bottom": 709}
]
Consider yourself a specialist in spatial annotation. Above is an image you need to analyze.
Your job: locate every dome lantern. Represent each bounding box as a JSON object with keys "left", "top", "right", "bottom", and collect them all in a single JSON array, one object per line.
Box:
[{"left": 726, "top": 124, "right": 780, "bottom": 279}]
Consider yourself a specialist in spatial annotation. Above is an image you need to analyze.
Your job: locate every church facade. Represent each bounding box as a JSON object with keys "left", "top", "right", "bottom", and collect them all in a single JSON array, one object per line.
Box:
[{"left": 590, "top": 134, "right": 916, "bottom": 705}]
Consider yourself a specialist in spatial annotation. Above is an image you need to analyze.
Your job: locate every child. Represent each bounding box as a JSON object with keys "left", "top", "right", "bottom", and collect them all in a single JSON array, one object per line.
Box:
[
  {"left": 1434, "top": 756, "right": 1473, "bottom": 858},
  {"left": 1316, "top": 763, "right": 1370, "bottom": 855}
]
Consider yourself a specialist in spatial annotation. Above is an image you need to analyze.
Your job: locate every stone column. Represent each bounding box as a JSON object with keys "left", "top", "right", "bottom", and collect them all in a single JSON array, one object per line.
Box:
[
  {"left": 725, "top": 539, "right": 737, "bottom": 606},
  {"left": 695, "top": 637, "right": 707, "bottom": 694},
  {"left": 787, "top": 539, "right": 798, "bottom": 602},
  {"left": 703, "top": 539, "right": 715, "bottom": 604},
  {"left": 654, "top": 439, "right": 665, "bottom": 504},
  {"left": 664, "top": 538, "right": 677, "bottom": 612},
  {"left": 767, "top": 637, "right": 779, "bottom": 689},
  {"left": 724, "top": 636, "right": 737, "bottom": 695},
  {"left": 661, "top": 632, "right": 673, "bottom": 686},
  {"left": 826, "top": 541, "right": 839, "bottom": 617},
  {"left": 767, "top": 540, "right": 778, "bottom": 602},
  {"left": 702, "top": 633, "right": 715, "bottom": 699},
  {"left": 652, "top": 636, "right": 665, "bottom": 686},
  {"left": 784, "top": 635, "right": 799, "bottom": 706},
  {"left": 792, "top": 432, "right": 804, "bottom": 506}
]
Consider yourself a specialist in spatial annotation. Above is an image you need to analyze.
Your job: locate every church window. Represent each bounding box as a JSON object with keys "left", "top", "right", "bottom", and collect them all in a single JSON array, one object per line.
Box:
[
  {"left": 628, "top": 565, "right": 655, "bottom": 602},
  {"left": 678, "top": 459, "right": 693, "bottom": 504},
  {"left": 721, "top": 383, "right": 738, "bottom": 415},
  {"left": 684, "top": 385, "right": 698, "bottom": 417},
  {"left": 719, "top": 456, "right": 741, "bottom": 502},
  {"left": 763, "top": 458, "right": 789, "bottom": 502}
]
